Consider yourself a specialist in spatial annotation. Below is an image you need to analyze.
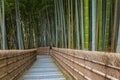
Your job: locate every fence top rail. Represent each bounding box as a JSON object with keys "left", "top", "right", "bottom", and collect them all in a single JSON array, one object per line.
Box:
[
  {"left": 52, "top": 47, "right": 120, "bottom": 54},
  {"left": 0, "top": 49, "right": 37, "bottom": 55}
]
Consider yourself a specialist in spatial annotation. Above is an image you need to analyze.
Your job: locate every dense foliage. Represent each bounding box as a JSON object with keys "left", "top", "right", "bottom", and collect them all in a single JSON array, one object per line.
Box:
[
  {"left": 0, "top": 0, "right": 120, "bottom": 53},
  {"left": 0, "top": 0, "right": 54, "bottom": 49}
]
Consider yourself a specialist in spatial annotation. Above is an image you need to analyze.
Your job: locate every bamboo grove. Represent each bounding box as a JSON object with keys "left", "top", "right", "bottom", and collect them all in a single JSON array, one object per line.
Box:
[
  {"left": 0, "top": 0, "right": 54, "bottom": 49},
  {"left": 0, "top": 0, "right": 120, "bottom": 53}
]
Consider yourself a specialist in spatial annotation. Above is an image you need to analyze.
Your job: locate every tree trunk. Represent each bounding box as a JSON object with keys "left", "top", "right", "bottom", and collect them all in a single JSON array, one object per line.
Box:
[
  {"left": 54, "top": 0, "right": 58, "bottom": 47},
  {"left": 111, "top": 0, "right": 118, "bottom": 52},
  {"left": 15, "top": 0, "right": 24, "bottom": 49},
  {"left": 1, "top": 0, "right": 7, "bottom": 49},
  {"left": 80, "top": 0, "right": 85, "bottom": 50},
  {"left": 102, "top": 0, "right": 106, "bottom": 51},
  {"left": 114, "top": 0, "right": 120, "bottom": 52},
  {"left": 92, "top": 0, "right": 96, "bottom": 51},
  {"left": 68, "top": 0, "right": 71, "bottom": 48},
  {"left": 84, "top": 0, "right": 89, "bottom": 50},
  {"left": 61, "top": 0, "right": 67, "bottom": 48},
  {"left": 75, "top": 0, "right": 80, "bottom": 49}
]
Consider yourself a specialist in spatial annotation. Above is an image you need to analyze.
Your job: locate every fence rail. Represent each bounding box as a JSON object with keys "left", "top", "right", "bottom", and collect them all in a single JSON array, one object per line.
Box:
[
  {"left": 0, "top": 49, "right": 37, "bottom": 80},
  {"left": 51, "top": 47, "right": 120, "bottom": 80}
]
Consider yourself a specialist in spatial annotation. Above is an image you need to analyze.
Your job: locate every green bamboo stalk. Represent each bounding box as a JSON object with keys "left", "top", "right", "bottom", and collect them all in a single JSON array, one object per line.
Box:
[
  {"left": 111, "top": 0, "right": 118, "bottom": 52},
  {"left": 75, "top": 0, "right": 80, "bottom": 49},
  {"left": 68, "top": 0, "right": 71, "bottom": 48},
  {"left": 98, "top": 0, "right": 103, "bottom": 51},
  {"left": 84, "top": 0, "right": 89, "bottom": 50},
  {"left": 61, "top": 0, "right": 67, "bottom": 48},
  {"left": 54, "top": 0, "right": 58, "bottom": 47},
  {"left": 105, "top": 0, "right": 111, "bottom": 51},
  {"left": 115, "top": 0, "right": 120, "bottom": 52},
  {"left": 80, "top": 0, "right": 85, "bottom": 50},
  {"left": 91, "top": 0, "right": 96, "bottom": 51},
  {"left": 70, "top": 0, "right": 74, "bottom": 49},
  {"left": 102, "top": 0, "right": 106, "bottom": 51},
  {"left": 1, "top": 0, "right": 7, "bottom": 49},
  {"left": 15, "top": 0, "right": 24, "bottom": 49},
  {"left": 59, "top": 0, "right": 64, "bottom": 48}
]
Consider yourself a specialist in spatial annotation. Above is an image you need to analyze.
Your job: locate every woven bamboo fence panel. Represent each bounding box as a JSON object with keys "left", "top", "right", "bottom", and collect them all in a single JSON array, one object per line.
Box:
[
  {"left": 37, "top": 47, "right": 50, "bottom": 55},
  {"left": 0, "top": 49, "right": 37, "bottom": 80},
  {"left": 51, "top": 47, "right": 120, "bottom": 80}
]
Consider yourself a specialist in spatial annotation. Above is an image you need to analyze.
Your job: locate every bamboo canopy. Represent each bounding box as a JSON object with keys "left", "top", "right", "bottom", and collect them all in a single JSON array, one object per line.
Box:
[{"left": 0, "top": 0, "right": 120, "bottom": 53}]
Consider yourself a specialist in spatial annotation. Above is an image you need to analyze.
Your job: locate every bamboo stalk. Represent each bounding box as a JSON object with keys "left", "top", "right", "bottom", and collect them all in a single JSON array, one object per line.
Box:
[{"left": 111, "top": 0, "right": 118, "bottom": 52}]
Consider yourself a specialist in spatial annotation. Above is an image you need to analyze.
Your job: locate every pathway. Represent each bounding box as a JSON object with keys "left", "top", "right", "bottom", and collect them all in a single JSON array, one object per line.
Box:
[{"left": 20, "top": 55, "right": 65, "bottom": 80}]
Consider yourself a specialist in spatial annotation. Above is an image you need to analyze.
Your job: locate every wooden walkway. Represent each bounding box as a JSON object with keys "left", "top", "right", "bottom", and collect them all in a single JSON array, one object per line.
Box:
[{"left": 20, "top": 55, "right": 65, "bottom": 80}]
